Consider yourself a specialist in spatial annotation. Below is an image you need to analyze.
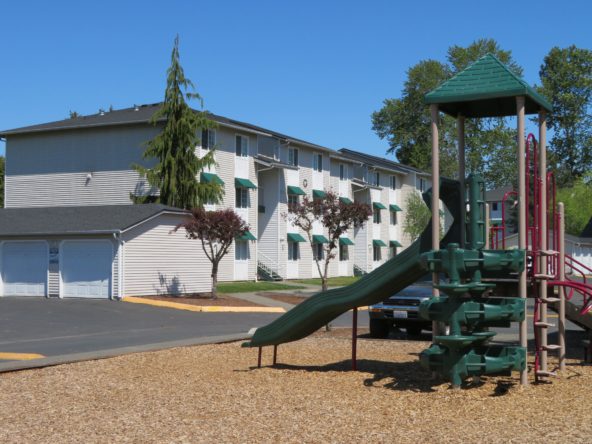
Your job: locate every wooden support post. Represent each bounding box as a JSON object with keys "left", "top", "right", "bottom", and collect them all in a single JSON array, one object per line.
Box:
[
  {"left": 558, "top": 202, "right": 566, "bottom": 371},
  {"left": 257, "top": 347, "right": 262, "bottom": 368},
  {"left": 273, "top": 345, "right": 277, "bottom": 366},
  {"left": 352, "top": 307, "right": 358, "bottom": 371},
  {"left": 517, "top": 96, "right": 528, "bottom": 386},
  {"left": 458, "top": 115, "right": 466, "bottom": 248},
  {"left": 539, "top": 110, "right": 548, "bottom": 372},
  {"left": 430, "top": 104, "right": 441, "bottom": 338}
]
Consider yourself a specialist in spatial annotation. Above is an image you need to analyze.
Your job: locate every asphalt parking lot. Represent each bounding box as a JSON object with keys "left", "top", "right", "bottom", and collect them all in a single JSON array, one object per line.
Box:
[{"left": 0, "top": 297, "right": 369, "bottom": 369}]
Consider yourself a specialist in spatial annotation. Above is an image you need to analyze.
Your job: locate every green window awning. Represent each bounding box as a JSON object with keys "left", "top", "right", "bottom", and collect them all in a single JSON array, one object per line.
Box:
[
  {"left": 389, "top": 204, "right": 402, "bottom": 212},
  {"left": 312, "top": 189, "right": 327, "bottom": 199},
  {"left": 339, "top": 196, "right": 353, "bottom": 205},
  {"left": 287, "top": 186, "right": 306, "bottom": 196},
  {"left": 287, "top": 232, "right": 306, "bottom": 242},
  {"left": 373, "top": 202, "right": 387, "bottom": 210},
  {"left": 235, "top": 178, "right": 257, "bottom": 189},
  {"left": 312, "top": 235, "right": 330, "bottom": 244},
  {"left": 390, "top": 240, "right": 402, "bottom": 247},
  {"left": 372, "top": 239, "right": 387, "bottom": 247},
  {"left": 339, "top": 237, "right": 354, "bottom": 246},
  {"left": 200, "top": 172, "right": 224, "bottom": 185},
  {"left": 237, "top": 231, "right": 257, "bottom": 241}
]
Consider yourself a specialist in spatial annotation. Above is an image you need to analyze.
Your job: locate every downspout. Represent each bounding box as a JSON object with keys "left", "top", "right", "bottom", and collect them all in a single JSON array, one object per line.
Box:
[{"left": 113, "top": 231, "right": 124, "bottom": 301}]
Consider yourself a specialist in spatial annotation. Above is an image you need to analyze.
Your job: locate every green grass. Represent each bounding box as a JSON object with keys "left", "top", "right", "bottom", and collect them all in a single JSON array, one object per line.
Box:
[
  {"left": 217, "top": 281, "right": 307, "bottom": 294},
  {"left": 291, "top": 276, "right": 361, "bottom": 287}
]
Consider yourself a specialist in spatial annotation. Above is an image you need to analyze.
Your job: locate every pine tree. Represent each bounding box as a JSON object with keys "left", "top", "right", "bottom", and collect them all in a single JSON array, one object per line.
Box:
[{"left": 134, "top": 36, "right": 223, "bottom": 209}]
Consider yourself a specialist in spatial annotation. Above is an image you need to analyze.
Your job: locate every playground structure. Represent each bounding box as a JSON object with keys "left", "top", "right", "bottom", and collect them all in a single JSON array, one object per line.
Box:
[{"left": 243, "top": 54, "right": 592, "bottom": 387}]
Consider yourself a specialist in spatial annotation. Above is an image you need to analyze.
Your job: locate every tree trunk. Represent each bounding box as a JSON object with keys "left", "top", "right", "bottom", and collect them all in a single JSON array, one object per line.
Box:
[{"left": 211, "top": 262, "right": 219, "bottom": 300}]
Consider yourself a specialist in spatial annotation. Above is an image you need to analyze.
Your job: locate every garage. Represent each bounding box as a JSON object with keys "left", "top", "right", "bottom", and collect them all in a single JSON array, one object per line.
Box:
[
  {"left": 60, "top": 240, "right": 113, "bottom": 298},
  {"left": 2, "top": 241, "right": 48, "bottom": 296}
]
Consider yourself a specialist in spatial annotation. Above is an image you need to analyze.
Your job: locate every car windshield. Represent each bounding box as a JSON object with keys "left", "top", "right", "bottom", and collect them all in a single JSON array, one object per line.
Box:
[{"left": 390, "top": 285, "right": 431, "bottom": 298}]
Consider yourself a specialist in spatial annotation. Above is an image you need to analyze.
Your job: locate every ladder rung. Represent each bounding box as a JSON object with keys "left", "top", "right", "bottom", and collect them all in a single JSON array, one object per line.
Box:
[
  {"left": 540, "top": 297, "right": 561, "bottom": 303},
  {"left": 543, "top": 344, "right": 562, "bottom": 351},
  {"left": 540, "top": 250, "right": 558, "bottom": 256},
  {"left": 535, "top": 321, "right": 555, "bottom": 328},
  {"left": 536, "top": 370, "right": 557, "bottom": 377}
]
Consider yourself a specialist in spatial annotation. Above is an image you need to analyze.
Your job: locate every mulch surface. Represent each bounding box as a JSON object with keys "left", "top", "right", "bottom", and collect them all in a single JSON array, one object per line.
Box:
[
  {"left": 141, "top": 293, "right": 263, "bottom": 307},
  {"left": 1, "top": 336, "right": 591, "bottom": 443}
]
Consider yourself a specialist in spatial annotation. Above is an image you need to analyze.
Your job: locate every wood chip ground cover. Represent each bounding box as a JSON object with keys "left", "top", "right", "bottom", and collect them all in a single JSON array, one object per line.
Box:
[{"left": 1, "top": 337, "right": 590, "bottom": 443}]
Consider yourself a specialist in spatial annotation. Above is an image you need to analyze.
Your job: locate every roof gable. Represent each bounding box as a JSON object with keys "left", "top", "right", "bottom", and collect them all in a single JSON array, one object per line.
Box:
[{"left": 425, "top": 54, "right": 552, "bottom": 117}]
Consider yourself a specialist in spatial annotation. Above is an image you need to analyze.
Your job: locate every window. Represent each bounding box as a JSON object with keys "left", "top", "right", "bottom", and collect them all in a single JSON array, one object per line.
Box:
[
  {"left": 339, "top": 164, "right": 346, "bottom": 181},
  {"left": 373, "top": 210, "right": 381, "bottom": 224},
  {"left": 201, "top": 129, "right": 216, "bottom": 150},
  {"left": 492, "top": 202, "right": 499, "bottom": 211},
  {"left": 288, "top": 148, "right": 299, "bottom": 166},
  {"left": 313, "top": 153, "right": 323, "bottom": 172},
  {"left": 235, "top": 188, "right": 249, "bottom": 208},
  {"left": 235, "top": 241, "right": 249, "bottom": 260},
  {"left": 390, "top": 211, "right": 397, "bottom": 225},
  {"left": 235, "top": 135, "right": 249, "bottom": 157},
  {"left": 390, "top": 246, "right": 397, "bottom": 259},
  {"left": 288, "top": 194, "right": 299, "bottom": 211},
  {"left": 416, "top": 177, "right": 426, "bottom": 192},
  {"left": 288, "top": 242, "right": 299, "bottom": 261},
  {"left": 371, "top": 171, "right": 380, "bottom": 187},
  {"left": 313, "top": 243, "right": 324, "bottom": 260},
  {"left": 339, "top": 244, "right": 349, "bottom": 261},
  {"left": 390, "top": 175, "right": 397, "bottom": 190},
  {"left": 373, "top": 245, "right": 382, "bottom": 262}
]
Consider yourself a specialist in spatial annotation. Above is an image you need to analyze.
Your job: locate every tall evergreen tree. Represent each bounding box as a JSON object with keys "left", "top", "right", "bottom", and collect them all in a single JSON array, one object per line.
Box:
[{"left": 134, "top": 36, "right": 223, "bottom": 209}]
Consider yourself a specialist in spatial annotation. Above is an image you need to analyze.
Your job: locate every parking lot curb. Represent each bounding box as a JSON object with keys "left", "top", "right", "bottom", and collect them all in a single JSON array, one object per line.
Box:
[
  {"left": 122, "top": 296, "right": 286, "bottom": 313},
  {"left": 0, "top": 333, "right": 248, "bottom": 373}
]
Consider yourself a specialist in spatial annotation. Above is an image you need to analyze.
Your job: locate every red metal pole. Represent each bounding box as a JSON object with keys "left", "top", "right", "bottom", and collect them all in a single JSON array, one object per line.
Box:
[
  {"left": 257, "top": 347, "right": 262, "bottom": 368},
  {"left": 352, "top": 307, "right": 358, "bottom": 371}
]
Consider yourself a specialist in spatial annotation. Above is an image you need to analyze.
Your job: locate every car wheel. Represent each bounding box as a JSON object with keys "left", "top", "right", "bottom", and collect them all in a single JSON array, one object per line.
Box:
[
  {"left": 369, "top": 319, "right": 390, "bottom": 338},
  {"left": 406, "top": 326, "right": 423, "bottom": 337}
]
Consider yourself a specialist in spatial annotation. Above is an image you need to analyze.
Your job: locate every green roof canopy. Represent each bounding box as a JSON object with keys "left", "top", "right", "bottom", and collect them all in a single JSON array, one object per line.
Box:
[
  {"left": 425, "top": 54, "right": 552, "bottom": 118},
  {"left": 312, "top": 189, "right": 327, "bottom": 199},
  {"left": 236, "top": 231, "right": 257, "bottom": 241},
  {"left": 390, "top": 240, "right": 402, "bottom": 247},
  {"left": 339, "top": 196, "right": 353, "bottom": 205},
  {"left": 372, "top": 239, "right": 387, "bottom": 247},
  {"left": 312, "top": 234, "right": 330, "bottom": 244},
  {"left": 235, "top": 178, "right": 257, "bottom": 189},
  {"left": 287, "top": 186, "right": 306, "bottom": 196},
  {"left": 389, "top": 204, "right": 402, "bottom": 212},
  {"left": 373, "top": 202, "right": 387, "bottom": 210},
  {"left": 200, "top": 172, "right": 224, "bottom": 185},
  {"left": 339, "top": 237, "right": 354, "bottom": 246},
  {"left": 287, "top": 232, "right": 306, "bottom": 242}
]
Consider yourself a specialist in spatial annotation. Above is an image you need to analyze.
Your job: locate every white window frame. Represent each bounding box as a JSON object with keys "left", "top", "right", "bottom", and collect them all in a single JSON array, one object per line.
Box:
[
  {"left": 373, "top": 210, "right": 381, "bottom": 224},
  {"left": 201, "top": 128, "right": 216, "bottom": 150},
  {"left": 235, "top": 240, "right": 249, "bottom": 261},
  {"left": 373, "top": 245, "right": 382, "bottom": 262},
  {"left": 235, "top": 188, "right": 249, "bottom": 208},
  {"left": 288, "top": 242, "right": 299, "bottom": 261},
  {"left": 313, "top": 243, "right": 324, "bottom": 260},
  {"left": 390, "top": 211, "right": 397, "bottom": 225},
  {"left": 390, "top": 175, "right": 397, "bottom": 190},
  {"left": 339, "top": 164, "right": 346, "bottom": 181},
  {"left": 339, "top": 244, "right": 349, "bottom": 261},
  {"left": 313, "top": 153, "right": 323, "bottom": 172},
  {"left": 235, "top": 134, "right": 249, "bottom": 157},
  {"left": 371, "top": 171, "right": 380, "bottom": 187},
  {"left": 288, "top": 148, "right": 299, "bottom": 166}
]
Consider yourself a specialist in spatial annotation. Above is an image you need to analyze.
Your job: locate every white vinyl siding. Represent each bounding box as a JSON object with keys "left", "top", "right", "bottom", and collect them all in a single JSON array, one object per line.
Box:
[{"left": 122, "top": 214, "right": 211, "bottom": 296}]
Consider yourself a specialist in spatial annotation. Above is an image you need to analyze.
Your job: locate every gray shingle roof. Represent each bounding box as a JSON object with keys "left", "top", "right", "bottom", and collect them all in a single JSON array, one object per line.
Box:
[
  {"left": 0, "top": 103, "right": 330, "bottom": 152},
  {"left": 0, "top": 204, "right": 187, "bottom": 237},
  {"left": 485, "top": 186, "right": 514, "bottom": 202},
  {"left": 338, "top": 148, "right": 427, "bottom": 175}
]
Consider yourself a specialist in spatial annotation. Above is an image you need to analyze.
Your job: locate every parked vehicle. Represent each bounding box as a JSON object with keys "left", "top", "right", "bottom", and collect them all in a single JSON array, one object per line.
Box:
[{"left": 368, "top": 284, "right": 433, "bottom": 337}]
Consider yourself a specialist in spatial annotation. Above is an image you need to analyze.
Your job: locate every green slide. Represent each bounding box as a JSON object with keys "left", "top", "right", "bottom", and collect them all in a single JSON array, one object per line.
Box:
[{"left": 243, "top": 178, "right": 462, "bottom": 348}]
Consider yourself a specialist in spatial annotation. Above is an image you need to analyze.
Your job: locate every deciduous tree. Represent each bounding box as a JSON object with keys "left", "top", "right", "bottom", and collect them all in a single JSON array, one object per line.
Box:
[
  {"left": 175, "top": 208, "right": 250, "bottom": 299},
  {"left": 284, "top": 191, "right": 372, "bottom": 292}
]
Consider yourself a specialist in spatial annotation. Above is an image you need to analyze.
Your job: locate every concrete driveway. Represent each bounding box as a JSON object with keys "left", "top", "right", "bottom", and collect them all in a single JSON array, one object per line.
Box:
[{"left": 0, "top": 297, "right": 369, "bottom": 370}]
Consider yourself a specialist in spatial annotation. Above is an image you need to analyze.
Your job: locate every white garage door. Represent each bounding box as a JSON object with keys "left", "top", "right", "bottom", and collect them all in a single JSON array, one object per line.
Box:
[
  {"left": 2, "top": 241, "right": 48, "bottom": 296},
  {"left": 61, "top": 240, "right": 112, "bottom": 299}
]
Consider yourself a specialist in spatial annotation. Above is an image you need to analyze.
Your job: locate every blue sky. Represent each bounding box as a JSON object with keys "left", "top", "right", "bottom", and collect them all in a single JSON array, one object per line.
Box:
[{"left": 1, "top": 0, "right": 590, "bottom": 158}]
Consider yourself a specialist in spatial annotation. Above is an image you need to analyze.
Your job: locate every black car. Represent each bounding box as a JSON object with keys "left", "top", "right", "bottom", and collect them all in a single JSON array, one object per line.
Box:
[{"left": 368, "top": 284, "right": 433, "bottom": 338}]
